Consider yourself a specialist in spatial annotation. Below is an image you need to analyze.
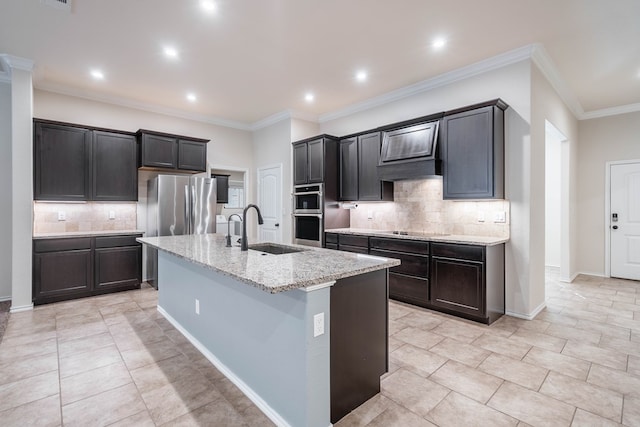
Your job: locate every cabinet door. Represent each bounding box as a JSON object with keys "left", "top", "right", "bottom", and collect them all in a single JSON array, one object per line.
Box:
[
  {"left": 34, "top": 122, "right": 92, "bottom": 201},
  {"left": 431, "top": 256, "right": 485, "bottom": 318},
  {"left": 92, "top": 131, "right": 137, "bottom": 201},
  {"left": 358, "top": 132, "right": 389, "bottom": 201},
  {"left": 339, "top": 137, "right": 358, "bottom": 201},
  {"left": 293, "top": 142, "right": 308, "bottom": 185},
  {"left": 213, "top": 174, "right": 229, "bottom": 204},
  {"left": 94, "top": 246, "right": 142, "bottom": 292},
  {"left": 307, "top": 139, "right": 325, "bottom": 183},
  {"left": 388, "top": 273, "right": 429, "bottom": 306},
  {"left": 178, "top": 139, "right": 207, "bottom": 171},
  {"left": 442, "top": 106, "right": 501, "bottom": 199},
  {"left": 33, "top": 249, "right": 92, "bottom": 303},
  {"left": 141, "top": 133, "right": 177, "bottom": 169}
]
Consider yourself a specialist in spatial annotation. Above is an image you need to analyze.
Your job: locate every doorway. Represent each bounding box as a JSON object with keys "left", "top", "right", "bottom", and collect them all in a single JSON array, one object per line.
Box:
[
  {"left": 544, "top": 121, "right": 570, "bottom": 282},
  {"left": 257, "top": 164, "right": 283, "bottom": 243},
  {"left": 607, "top": 160, "right": 640, "bottom": 280}
]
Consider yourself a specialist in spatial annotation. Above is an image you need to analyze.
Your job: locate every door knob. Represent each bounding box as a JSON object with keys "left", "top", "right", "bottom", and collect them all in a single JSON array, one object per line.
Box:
[
  {"left": 612, "top": 225, "right": 618, "bottom": 230},
  {"left": 275, "top": 223, "right": 280, "bottom": 227}
]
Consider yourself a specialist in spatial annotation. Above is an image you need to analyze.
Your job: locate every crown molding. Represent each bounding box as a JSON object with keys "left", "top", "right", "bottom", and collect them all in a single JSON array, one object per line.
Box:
[
  {"left": 35, "top": 82, "right": 253, "bottom": 131},
  {"left": 317, "top": 44, "right": 537, "bottom": 123},
  {"left": 0, "top": 54, "right": 35, "bottom": 73},
  {"left": 580, "top": 102, "right": 640, "bottom": 120},
  {"left": 249, "top": 109, "right": 318, "bottom": 131}
]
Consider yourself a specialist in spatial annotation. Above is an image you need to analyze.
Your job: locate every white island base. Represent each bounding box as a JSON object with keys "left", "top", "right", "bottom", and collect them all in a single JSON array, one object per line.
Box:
[{"left": 157, "top": 251, "right": 333, "bottom": 427}]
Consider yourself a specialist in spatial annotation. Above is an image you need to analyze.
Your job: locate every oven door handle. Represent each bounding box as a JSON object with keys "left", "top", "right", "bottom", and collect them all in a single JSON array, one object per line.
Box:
[
  {"left": 293, "top": 191, "right": 323, "bottom": 196},
  {"left": 293, "top": 213, "right": 323, "bottom": 218}
]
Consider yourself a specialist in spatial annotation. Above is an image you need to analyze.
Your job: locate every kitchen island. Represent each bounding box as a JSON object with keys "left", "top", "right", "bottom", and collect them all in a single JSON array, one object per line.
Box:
[{"left": 138, "top": 234, "right": 399, "bottom": 427}]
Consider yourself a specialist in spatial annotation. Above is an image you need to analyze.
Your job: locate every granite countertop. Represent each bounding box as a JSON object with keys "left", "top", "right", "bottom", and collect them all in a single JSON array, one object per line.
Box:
[
  {"left": 138, "top": 234, "right": 400, "bottom": 294},
  {"left": 325, "top": 228, "right": 509, "bottom": 246},
  {"left": 33, "top": 230, "right": 145, "bottom": 239}
]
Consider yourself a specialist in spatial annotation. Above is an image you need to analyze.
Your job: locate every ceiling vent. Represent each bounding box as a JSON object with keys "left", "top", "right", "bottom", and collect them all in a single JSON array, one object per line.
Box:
[{"left": 41, "top": 0, "right": 72, "bottom": 13}]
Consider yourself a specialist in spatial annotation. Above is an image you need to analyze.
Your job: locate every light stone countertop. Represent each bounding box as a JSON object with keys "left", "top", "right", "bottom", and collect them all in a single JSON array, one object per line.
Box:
[
  {"left": 33, "top": 230, "right": 145, "bottom": 239},
  {"left": 325, "top": 228, "right": 509, "bottom": 246},
  {"left": 138, "top": 234, "right": 400, "bottom": 294}
]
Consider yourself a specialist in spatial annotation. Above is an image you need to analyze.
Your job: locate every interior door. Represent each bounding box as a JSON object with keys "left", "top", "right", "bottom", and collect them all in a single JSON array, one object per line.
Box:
[
  {"left": 258, "top": 165, "right": 282, "bottom": 243},
  {"left": 610, "top": 162, "right": 640, "bottom": 280}
]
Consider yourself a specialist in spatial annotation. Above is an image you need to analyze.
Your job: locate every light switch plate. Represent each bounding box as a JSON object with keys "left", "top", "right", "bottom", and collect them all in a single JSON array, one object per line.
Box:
[
  {"left": 494, "top": 211, "right": 506, "bottom": 223},
  {"left": 108, "top": 210, "right": 116, "bottom": 220},
  {"left": 57, "top": 211, "right": 66, "bottom": 221},
  {"left": 477, "top": 211, "right": 485, "bottom": 222},
  {"left": 367, "top": 210, "right": 373, "bottom": 220}
]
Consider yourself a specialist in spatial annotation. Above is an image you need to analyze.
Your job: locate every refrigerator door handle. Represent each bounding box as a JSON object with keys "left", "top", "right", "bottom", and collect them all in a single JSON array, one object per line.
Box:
[{"left": 185, "top": 184, "right": 191, "bottom": 234}]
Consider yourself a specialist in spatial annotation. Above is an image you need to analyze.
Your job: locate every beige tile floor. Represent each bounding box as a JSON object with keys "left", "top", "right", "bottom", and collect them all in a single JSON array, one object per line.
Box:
[{"left": 1, "top": 271, "right": 639, "bottom": 426}]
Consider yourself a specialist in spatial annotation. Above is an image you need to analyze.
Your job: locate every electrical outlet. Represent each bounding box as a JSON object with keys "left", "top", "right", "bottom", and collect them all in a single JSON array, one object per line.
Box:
[
  {"left": 477, "top": 211, "right": 485, "bottom": 222},
  {"left": 195, "top": 299, "right": 200, "bottom": 315},
  {"left": 367, "top": 210, "right": 373, "bottom": 220},
  {"left": 108, "top": 210, "right": 116, "bottom": 220},
  {"left": 494, "top": 211, "right": 506, "bottom": 223},
  {"left": 57, "top": 211, "right": 66, "bottom": 221},
  {"left": 313, "top": 312, "right": 324, "bottom": 337}
]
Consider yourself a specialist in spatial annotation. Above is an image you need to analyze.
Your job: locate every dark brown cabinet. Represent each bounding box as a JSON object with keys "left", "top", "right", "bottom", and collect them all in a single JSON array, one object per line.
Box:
[
  {"left": 431, "top": 242, "right": 504, "bottom": 324},
  {"left": 324, "top": 233, "right": 369, "bottom": 253},
  {"left": 34, "top": 120, "right": 138, "bottom": 202},
  {"left": 339, "top": 137, "right": 358, "bottom": 200},
  {"left": 370, "top": 238, "right": 429, "bottom": 306},
  {"left": 212, "top": 174, "right": 230, "bottom": 204},
  {"left": 292, "top": 135, "right": 339, "bottom": 185},
  {"left": 33, "top": 234, "right": 143, "bottom": 305},
  {"left": 441, "top": 99, "right": 507, "bottom": 199},
  {"left": 138, "top": 130, "right": 209, "bottom": 172},
  {"left": 338, "top": 132, "right": 393, "bottom": 202},
  {"left": 92, "top": 131, "right": 137, "bottom": 201},
  {"left": 34, "top": 121, "right": 92, "bottom": 201}
]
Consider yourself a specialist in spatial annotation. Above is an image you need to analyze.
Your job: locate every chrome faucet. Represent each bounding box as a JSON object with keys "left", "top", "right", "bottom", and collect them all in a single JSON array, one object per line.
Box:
[
  {"left": 241, "top": 204, "right": 264, "bottom": 251},
  {"left": 225, "top": 214, "right": 243, "bottom": 247}
]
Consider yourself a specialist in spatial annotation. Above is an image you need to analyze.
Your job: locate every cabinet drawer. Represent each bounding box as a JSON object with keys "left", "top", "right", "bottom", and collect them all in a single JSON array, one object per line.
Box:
[
  {"left": 325, "top": 233, "right": 338, "bottom": 244},
  {"left": 338, "top": 234, "right": 369, "bottom": 248},
  {"left": 95, "top": 235, "right": 142, "bottom": 248},
  {"left": 431, "top": 243, "right": 484, "bottom": 262},
  {"left": 389, "top": 273, "right": 429, "bottom": 304},
  {"left": 325, "top": 243, "right": 338, "bottom": 250},
  {"left": 369, "top": 249, "right": 428, "bottom": 278},
  {"left": 34, "top": 238, "right": 92, "bottom": 253},
  {"left": 370, "top": 237, "right": 429, "bottom": 255},
  {"left": 339, "top": 244, "right": 369, "bottom": 254}
]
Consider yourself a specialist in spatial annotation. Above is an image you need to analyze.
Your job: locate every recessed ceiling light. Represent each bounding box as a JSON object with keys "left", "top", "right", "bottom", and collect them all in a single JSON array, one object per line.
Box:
[
  {"left": 201, "top": 0, "right": 217, "bottom": 13},
  {"left": 163, "top": 46, "right": 179, "bottom": 59},
  {"left": 90, "top": 69, "right": 104, "bottom": 80},
  {"left": 432, "top": 37, "right": 446, "bottom": 49},
  {"left": 187, "top": 93, "right": 197, "bottom": 102},
  {"left": 356, "top": 71, "right": 368, "bottom": 82},
  {"left": 305, "top": 93, "right": 315, "bottom": 102}
]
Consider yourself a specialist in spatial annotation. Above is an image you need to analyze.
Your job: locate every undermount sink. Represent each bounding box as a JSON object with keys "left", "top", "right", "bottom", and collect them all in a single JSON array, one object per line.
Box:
[{"left": 248, "top": 243, "right": 308, "bottom": 255}]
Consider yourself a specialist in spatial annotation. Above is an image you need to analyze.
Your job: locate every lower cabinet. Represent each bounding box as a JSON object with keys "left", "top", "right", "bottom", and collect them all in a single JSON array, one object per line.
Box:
[
  {"left": 431, "top": 243, "right": 504, "bottom": 324},
  {"left": 33, "top": 234, "right": 142, "bottom": 305},
  {"left": 325, "top": 233, "right": 369, "bottom": 254}
]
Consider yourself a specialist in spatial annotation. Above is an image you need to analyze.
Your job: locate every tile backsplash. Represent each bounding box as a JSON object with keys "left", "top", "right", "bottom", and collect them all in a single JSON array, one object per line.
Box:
[
  {"left": 349, "top": 178, "right": 510, "bottom": 238},
  {"left": 33, "top": 202, "right": 138, "bottom": 234}
]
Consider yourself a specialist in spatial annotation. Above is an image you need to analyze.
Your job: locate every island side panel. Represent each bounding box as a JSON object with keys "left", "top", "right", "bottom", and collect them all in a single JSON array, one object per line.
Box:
[
  {"left": 330, "top": 269, "right": 389, "bottom": 424},
  {"left": 157, "top": 251, "right": 331, "bottom": 427}
]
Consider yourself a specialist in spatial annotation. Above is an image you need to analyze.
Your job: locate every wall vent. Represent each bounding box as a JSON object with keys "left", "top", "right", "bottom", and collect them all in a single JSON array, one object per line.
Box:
[{"left": 41, "top": 0, "right": 72, "bottom": 12}]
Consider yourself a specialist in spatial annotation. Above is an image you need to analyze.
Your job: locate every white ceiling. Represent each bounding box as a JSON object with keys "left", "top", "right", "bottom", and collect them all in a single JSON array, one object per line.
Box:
[{"left": 1, "top": 0, "right": 639, "bottom": 128}]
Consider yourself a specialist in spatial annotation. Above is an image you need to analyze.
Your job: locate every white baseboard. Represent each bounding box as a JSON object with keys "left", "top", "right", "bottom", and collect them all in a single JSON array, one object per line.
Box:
[
  {"left": 157, "top": 306, "right": 297, "bottom": 427},
  {"left": 0, "top": 296, "right": 11, "bottom": 302},
  {"left": 10, "top": 303, "right": 34, "bottom": 313},
  {"left": 506, "top": 301, "right": 547, "bottom": 321},
  {"left": 576, "top": 271, "right": 607, "bottom": 278}
]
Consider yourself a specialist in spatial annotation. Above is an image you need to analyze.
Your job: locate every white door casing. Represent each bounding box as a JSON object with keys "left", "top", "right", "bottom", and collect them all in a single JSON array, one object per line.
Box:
[
  {"left": 258, "top": 164, "right": 282, "bottom": 243},
  {"left": 610, "top": 161, "right": 640, "bottom": 280}
]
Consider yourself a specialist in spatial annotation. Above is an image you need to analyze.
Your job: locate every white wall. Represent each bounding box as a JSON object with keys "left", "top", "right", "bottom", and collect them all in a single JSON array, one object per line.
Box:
[
  {"left": 320, "top": 60, "right": 541, "bottom": 318},
  {"left": 0, "top": 82, "right": 12, "bottom": 300},
  {"left": 577, "top": 111, "right": 640, "bottom": 276},
  {"left": 252, "top": 119, "right": 292, "bottom": 243},
  {"left": 545, "top": 131, "right": 562, "bottom": 267}
]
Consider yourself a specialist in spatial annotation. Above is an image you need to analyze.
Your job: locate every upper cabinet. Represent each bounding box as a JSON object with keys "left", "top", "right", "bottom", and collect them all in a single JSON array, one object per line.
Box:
[
  {"left": 211, "top": 174, "right": 230, "bottom": 204},
  {"left": 441, "top": 99, "right": 507, "bottom": 199},
  {"left": 137, "top": 130, "right": 209, "bottom": 172},
  {"left": 292, "top": 135, "right": 339, "bottom": 185},
  {"left": 339, "top": 132, "right": 393, "bottom": 202},
  {"left": 34, "top": 120, "right": 137, "bottom": 202}
]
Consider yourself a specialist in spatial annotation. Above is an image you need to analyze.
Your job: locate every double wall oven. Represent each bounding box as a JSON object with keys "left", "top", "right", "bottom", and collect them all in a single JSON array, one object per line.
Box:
[{"left": 293, "top": 184, "right": 324, "bottom": 247}]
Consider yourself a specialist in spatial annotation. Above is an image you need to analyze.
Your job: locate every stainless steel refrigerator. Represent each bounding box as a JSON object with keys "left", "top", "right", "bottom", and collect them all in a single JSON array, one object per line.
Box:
[{"left": 146, "top": 174, "right": 217, "bottom": 287}]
